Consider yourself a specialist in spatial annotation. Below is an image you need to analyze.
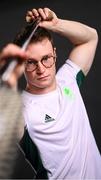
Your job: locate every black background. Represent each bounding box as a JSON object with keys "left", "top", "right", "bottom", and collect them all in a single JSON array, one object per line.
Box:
[{"left": 0, "top": 0, "right": 101, "bottom": 177}]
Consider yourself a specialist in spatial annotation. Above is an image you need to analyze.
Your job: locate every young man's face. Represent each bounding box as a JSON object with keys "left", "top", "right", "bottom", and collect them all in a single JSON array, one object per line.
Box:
[{"left": 24, "top": 38, "right": 56, "bottom": 94}]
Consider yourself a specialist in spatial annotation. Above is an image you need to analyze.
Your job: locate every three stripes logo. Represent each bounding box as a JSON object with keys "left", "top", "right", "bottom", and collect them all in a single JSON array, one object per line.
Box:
[{"left": 45, "top": 114, "right": 55, "bottom": 123}]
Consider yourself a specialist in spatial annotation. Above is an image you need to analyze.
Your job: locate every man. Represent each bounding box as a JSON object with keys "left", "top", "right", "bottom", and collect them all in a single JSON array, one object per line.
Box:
[{"left": 0, "top": 7, "right": 101, "bottom": 179}]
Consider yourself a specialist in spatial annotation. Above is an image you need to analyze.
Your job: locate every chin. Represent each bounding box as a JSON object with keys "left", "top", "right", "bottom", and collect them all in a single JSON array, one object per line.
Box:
[
  {"left": 35, "top": 80, "right": 55, "bottom": 90},
  {"left": 36, "top": 83, "right": 51, "bottom": 89}
]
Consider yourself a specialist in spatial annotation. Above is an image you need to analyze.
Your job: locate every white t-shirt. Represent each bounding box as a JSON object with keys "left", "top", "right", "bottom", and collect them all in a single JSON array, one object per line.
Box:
[{"left": 22, "top": 59, "right": 101, "bottom": 179}]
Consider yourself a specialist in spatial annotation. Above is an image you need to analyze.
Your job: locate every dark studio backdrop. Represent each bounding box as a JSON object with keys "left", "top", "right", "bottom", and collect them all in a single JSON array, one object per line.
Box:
[{"left": 0, "top": 0, "right": 101, "bottom": 178}]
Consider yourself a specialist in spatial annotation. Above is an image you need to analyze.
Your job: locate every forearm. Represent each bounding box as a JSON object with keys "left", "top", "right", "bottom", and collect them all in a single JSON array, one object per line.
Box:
[
  {"left": 51, "top": 19, "right": 98, "bottom": 45},
  {"left": 26, "top": 8, "right": 98, "bottom": 46}
]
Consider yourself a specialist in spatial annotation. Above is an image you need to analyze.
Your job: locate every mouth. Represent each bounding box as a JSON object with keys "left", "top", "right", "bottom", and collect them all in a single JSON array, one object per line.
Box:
[{"left": 37, "top": 75, "right": 50, "bottom": 81}]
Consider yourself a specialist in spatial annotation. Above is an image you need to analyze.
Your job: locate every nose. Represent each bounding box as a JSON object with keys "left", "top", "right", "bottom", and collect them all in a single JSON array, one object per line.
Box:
[{"left": 36, "top": 61, "right": 45, "bottom": 74}]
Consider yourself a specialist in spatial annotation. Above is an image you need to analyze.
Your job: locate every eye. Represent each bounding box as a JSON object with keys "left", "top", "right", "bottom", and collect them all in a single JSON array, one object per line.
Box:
[
  {"left": 27, "top": 59, "right": 37, "bottom": 65},
  {"left": 42, "top": 56, "right": 49, "bottom": 61},
  {"left": 42, "top": 55, "right": 53, "bottom": 62}
]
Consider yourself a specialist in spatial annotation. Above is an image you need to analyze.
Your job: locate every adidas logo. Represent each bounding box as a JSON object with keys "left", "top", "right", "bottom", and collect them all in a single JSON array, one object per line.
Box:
[{"left": 45, "top": 114, "right": 55, "bottom": 123}]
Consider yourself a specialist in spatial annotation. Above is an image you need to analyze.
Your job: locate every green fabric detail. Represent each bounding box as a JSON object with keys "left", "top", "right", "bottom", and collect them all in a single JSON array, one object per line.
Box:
[
  {"left": 63, "top": 87, "right": 75, "bottom": 99},
  {"left": 20, "top": 129, "right": 48, "bottom": 179},
  {"left": 76, "top": 70, "right": 85, "bottom": 87}
]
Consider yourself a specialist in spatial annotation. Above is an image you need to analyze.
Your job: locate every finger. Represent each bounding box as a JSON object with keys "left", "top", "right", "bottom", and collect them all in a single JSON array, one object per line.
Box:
[
  {"left": 26, "top": 10, "right": 34, "bottom": 23},
  {"left": 38, "top": 8, "right": 53, "bottom": 21},
  {"left": 26, "top": 9, "right": 38, "bottom": 23},
  {"left": 32, "top": 8, "right": 39, "bottom": 18},
  {"left": 38, "top": 8, "right": 47, "bottom": 20},
  {"left": 26, "top": 10, "right": 33, "bottom": 17},
  {"left": 43, "top": 7, "right": 53, "bottom": 20},
  {"left": 26, "top": 15, "right": 32, "bottom": 23}
]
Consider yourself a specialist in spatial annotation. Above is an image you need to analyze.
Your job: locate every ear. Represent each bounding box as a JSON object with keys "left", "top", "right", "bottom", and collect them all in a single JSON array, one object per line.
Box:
[{"left": 53, "top": 47, "right": 57, "bottom": 60}]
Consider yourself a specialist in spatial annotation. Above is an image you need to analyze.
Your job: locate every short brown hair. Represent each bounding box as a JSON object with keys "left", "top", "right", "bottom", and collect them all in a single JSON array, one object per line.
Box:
[
  {"left": 13, "top": 22, "right": 54, "bottom": 49},
  {"left": 29, "top": 27, "right": 54, "bottom": 49}
]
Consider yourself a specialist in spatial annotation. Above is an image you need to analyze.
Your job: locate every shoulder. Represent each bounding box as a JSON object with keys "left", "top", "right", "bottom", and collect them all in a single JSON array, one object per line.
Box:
[{"left": 56, "top": 59, "right": 85, "bottom": 87}]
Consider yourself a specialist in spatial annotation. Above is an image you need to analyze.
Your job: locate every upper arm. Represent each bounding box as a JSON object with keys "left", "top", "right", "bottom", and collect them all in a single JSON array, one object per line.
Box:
[{"left": 68, "top": 33, "right": 98, "bottom": 76}]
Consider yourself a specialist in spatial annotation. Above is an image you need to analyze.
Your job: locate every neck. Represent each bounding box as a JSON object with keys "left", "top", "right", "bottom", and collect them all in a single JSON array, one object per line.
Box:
[{"left": 25, "top": 81, "right": 56, "bottom": 95}]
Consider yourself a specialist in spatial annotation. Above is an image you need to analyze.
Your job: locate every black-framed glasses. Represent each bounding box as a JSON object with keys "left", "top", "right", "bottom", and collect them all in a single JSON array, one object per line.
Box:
[{"left": 25, "top": 54, "right": 56, "bottom": 72}]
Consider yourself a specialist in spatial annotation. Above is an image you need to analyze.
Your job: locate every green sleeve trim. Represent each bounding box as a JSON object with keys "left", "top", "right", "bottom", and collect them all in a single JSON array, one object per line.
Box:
[
  {"left": 76, "top": 70, "right": 85, "bottom": 87},
  {"left": 20, "top": 129, "right": 48, "bottom": 179}
]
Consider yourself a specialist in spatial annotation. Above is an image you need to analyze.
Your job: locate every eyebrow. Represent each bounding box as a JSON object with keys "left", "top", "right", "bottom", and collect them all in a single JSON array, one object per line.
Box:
[{"left": 28, "top": 53, "right": 53, "bottom": 62}]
